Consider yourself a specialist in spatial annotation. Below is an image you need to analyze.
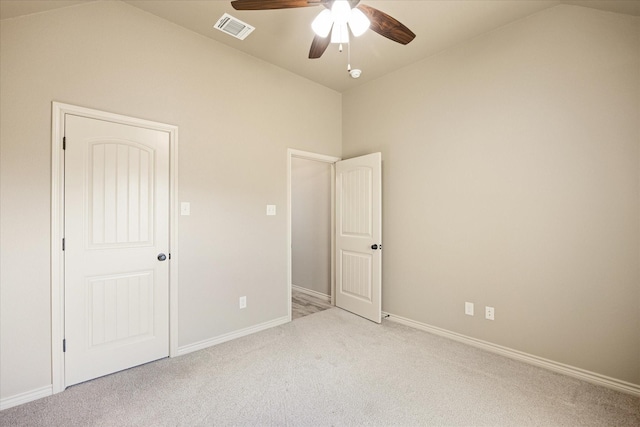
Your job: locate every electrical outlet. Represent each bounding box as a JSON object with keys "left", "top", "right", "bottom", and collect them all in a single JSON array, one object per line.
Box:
[
  {"left": 485, "top": 306, "right": 495, "bottom": 320},
  {"left": 465, "top": 302, "right": 474, "bottom": 316},
  {"left": 239, "top": 296, "right": 247, "bottom": 309},
  {"left": 266, "top": 205, "right": 276, "bottom": 216}
]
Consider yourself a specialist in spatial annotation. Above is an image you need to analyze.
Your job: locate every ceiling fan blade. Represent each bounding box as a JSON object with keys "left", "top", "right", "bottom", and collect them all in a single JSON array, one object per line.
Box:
[
  {"left": 231, "top": 0, "right": 324, "bottom": 10},
  {"left": 356, "top": 4, "right": 415, "bottom": 45},
  {"left": 309, "top": 32, "right": 332, "bottom": 58}
]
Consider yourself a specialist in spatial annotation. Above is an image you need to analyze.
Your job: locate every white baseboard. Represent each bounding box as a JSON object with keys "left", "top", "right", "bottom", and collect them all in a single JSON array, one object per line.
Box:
[
  {"left": 177, "top": 315, "right": 290, "bottom": 356},
  {"left": 382, "top": 311, "right": 640, "bottom": 397},
  {"left": 292, "top": 284, "right": 331, "bottom": 302},
  {"left": 0, "top": 385, "right": 52, "bottom": 411}
]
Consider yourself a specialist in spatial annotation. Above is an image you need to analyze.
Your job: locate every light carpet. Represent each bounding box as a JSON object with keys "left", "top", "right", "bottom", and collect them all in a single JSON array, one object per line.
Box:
[{"left": 1, "top": 308, "right": 639, "bottom": 426}]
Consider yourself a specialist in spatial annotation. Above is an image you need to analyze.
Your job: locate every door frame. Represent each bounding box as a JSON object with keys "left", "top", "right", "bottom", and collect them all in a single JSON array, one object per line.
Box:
[
  {"left": 51, "top": 102, "right": 179, "bottom": 393},
  {"left": 287, "top": 149, "right": 341, "bottom": 318}
]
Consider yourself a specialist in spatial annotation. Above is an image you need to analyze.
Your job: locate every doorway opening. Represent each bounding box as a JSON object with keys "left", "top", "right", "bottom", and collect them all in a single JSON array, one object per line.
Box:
[{"left": 287, "top": 149, "right": 340, "bottom": 320}]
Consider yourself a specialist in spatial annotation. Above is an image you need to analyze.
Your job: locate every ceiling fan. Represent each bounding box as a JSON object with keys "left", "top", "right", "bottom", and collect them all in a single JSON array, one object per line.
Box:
[{"left": 231, "top": 0, "right": 416, "bottom": 59}]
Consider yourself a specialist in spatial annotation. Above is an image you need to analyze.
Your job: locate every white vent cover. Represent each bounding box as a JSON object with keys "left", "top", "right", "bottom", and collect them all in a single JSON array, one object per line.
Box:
[{"left": 214, "top": 13, "right": 255, "bottom": 40}]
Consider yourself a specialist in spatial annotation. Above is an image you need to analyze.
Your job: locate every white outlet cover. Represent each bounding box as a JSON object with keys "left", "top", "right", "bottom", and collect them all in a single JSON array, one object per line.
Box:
[
  {"left": 266, "top": 205, "right": 276, "bottom": 216},
  {"left": 239, "top": 296, "right": 247, "bottom": 309},
  {"left": 180, "top": 202, "right": 191, "bottom": 216},
  {"left": 485, "top": 306, "right": 495, "bottom": 320}
]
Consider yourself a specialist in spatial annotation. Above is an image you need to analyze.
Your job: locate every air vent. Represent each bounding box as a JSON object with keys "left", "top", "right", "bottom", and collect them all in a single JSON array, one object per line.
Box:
[{"left": 214, "top": 13, "right": 255, "bottom": 40}]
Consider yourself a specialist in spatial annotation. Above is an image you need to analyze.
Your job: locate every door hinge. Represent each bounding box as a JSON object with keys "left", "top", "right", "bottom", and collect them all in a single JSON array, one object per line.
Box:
[
  {"left": 168, "top": 253, "right": 171, "bottom": 260},
  {"left": 63, "top": 136, "right": 66, "bottom": 150},
  {"left": 62, "top": 238, "right": 65, "bottom": 251},
  {"left": 63, "top": 339, "right": 66, "bottom": 352}
]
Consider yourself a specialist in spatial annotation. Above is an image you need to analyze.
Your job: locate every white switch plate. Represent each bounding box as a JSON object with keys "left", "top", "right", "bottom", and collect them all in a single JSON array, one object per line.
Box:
[
  {"left": 485, "top": 306, "right": 495, "bottom": 320},
  {"left": 465, "top": 302, "right": 474, "bottom": 316},
  {"left": 180, "top": 202, "right": 191, "bottom": 216},
  {"left": 266, "top": 205, "right": 276, "bottom": 216},
  {"left": 239, "top": 296, "right": 247, "bottom": 309}
]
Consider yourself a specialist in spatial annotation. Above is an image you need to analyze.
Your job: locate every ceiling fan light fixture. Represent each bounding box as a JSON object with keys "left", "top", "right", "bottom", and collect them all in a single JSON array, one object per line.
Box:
[
  {"left": 331, "top": 23, "right": 349, "bottom": 44},
  {"left": 331, "top": 0, "right": 351, "bottom": 25},
  {"left": 348, "top": 8, "right": 370, "bottom": 37},
  {"left": 312, "top": 9, "right": 332, "bottom": 38},
  {"left": 229, "top": 0, "right": 416, "bottom": 61}
]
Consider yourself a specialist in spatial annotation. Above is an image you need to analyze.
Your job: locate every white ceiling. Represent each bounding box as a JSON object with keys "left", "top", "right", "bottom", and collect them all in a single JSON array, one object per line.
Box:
[{"left": 1, "top": 0, "right": 639, "bottom": 92}]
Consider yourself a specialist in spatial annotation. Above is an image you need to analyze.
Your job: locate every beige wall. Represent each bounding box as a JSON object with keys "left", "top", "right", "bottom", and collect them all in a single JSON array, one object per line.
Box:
[
  {"left": 2, "top": 0, "right": 639, "bottom": 404},
  {"left": 343, "top": 5, "right": 640, "bottom": 385},
  {"left": 0, "top": 1, "right": 341, "bottom": 400},
  {"left": 292, "top": 157, "right": 332, "bottom": 296}
]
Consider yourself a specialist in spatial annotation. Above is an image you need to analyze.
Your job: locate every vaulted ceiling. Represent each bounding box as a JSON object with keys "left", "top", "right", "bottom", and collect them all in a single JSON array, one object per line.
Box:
[{"left": 2, "top": 0, "right": 639, "bottom": 92}]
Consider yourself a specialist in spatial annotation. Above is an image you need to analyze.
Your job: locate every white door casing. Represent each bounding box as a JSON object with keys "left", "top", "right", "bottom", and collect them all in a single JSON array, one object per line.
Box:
[
  {"left": 63, "top": 114, "right": 171, "bottom": 386},
  {"left": 335, "top": 152, "right": 382, "bottom": 323}
]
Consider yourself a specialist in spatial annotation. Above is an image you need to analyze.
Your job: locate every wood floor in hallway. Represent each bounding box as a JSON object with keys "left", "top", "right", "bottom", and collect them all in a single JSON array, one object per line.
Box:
[{"left": 291, "top": 288, "right": 332, "bottom": 320}]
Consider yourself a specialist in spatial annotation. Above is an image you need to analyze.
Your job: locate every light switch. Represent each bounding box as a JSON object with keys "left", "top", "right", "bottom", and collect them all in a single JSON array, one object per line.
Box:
[
  {"left": 266, "top": 205, "right": 276, "bottom": 216},
  {"left": 181, "top": 202, "right": 191, "bottom": 216},
  {"left": 465, "top": 302, "right": 474, "bottom": 316}
]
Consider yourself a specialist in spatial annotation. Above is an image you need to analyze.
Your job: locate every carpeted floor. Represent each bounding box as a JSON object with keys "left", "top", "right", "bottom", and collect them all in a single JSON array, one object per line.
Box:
[{"left": 1, "top": 308, "right": 639, "bottom": 426}]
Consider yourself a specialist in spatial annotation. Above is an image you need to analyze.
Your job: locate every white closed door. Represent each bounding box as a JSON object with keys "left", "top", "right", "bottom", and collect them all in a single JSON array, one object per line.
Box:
[
  {"left": 64, "top": 114, "right": 170, "bottom": 386},
  {"left": 335, "top": 152, "right": 382, "bottom": 323}
]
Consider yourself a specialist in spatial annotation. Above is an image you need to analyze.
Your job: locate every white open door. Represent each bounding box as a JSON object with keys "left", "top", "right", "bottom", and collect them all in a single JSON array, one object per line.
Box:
[
  {"left": 335, "top": 152, "right": 382, "bottom": 323},
  {"left": 64, "top": 114, "right": 170, "bottom": 386}
]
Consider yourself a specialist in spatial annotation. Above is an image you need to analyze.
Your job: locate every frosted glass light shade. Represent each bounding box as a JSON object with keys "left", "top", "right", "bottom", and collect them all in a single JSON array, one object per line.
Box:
[
  {"left": 331, "top": 23, "right": 349, "bottom": 44},
  {"left": 331, "top": 0, "right": 351, "bottom": 25},
  {"left": 348, "top": 8, "right": 370, "bottom": 37},
  {"left": 311, "top": 9, "right": 332, "bottom": 38}
]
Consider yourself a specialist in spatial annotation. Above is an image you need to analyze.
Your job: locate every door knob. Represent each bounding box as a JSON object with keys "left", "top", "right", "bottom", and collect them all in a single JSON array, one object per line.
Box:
[
  {"left": 371, "top": 244, "right": 378, "bottom": 250},
  {"left": 157, "top": 253, "right": 167, "bottom": 261}
]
